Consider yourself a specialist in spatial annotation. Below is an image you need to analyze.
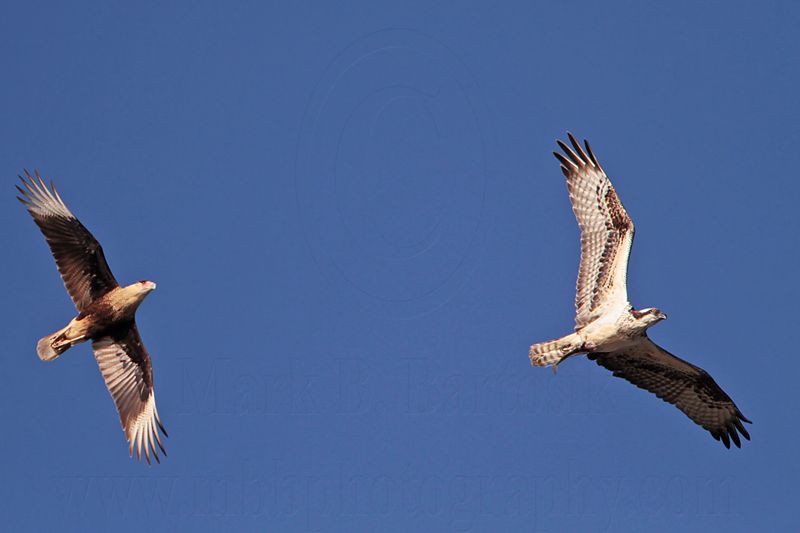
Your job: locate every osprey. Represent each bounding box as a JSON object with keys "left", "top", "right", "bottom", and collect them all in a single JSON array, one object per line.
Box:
[
  {"left": 18, "top": 172, "right": 167, "bottom": 463},
  {"left": 529, "top": 134, "right": 751, "bottom": 448}
]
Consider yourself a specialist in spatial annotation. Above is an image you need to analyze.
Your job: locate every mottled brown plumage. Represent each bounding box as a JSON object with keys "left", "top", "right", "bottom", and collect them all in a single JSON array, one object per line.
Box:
[{"left": 18, "top": 171, "right": 167, "bottom": 463}]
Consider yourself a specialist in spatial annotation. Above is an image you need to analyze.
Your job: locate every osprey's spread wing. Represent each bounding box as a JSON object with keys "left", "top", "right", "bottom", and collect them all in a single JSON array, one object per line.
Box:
[
  {"left": 554, "top": 135, "right": 634, "bottom": 328},
  {"left": 92, "top": 324, "right": 167, "bottom": 463},
  {"left": 589, "top": 337, "right": 751, "bottom": 448},
  {"left": 17, "top": 172, "right": 119, "bottom": 311}
]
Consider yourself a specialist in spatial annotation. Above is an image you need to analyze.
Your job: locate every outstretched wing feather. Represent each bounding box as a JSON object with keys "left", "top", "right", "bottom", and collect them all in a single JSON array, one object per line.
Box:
[
  {"left": 589, "top": 337, "right": 751, "bottom": 448},
  {"left": 554, "top": 134, "right": 635, "bottom": 328},
  {"left": 92, "top": 324, "right": 167, "bottom": 464},
  {"left": 17, "top": 171, "right": 118, "bottom": 310}
]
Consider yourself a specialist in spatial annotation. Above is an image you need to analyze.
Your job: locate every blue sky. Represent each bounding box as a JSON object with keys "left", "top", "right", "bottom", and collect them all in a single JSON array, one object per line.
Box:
[{"left": 1, "top": 1, "right": 798, "bottom": 531}]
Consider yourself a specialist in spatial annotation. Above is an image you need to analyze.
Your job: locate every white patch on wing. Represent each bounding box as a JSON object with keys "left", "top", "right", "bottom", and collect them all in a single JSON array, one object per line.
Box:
[
  {"left": 92, "top": 330, "right": 167, "bottom": 464},
  {"left": 16, "top": 172, "right": 75, "bottom": 220}
]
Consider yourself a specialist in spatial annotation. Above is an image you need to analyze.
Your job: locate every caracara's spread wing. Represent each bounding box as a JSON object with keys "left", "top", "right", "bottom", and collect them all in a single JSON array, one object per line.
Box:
[
  {"left": 16, "top": 171, "right": 118, "bottom": 311},
  {"left": 588, "top": 337, "right": 751, "bottom": 448},
  {"left": 554, "top": 135, "right": 634, "bottom": 328},
  {"left": 92, "top": 324, "right": 167, "bottom": 463}
]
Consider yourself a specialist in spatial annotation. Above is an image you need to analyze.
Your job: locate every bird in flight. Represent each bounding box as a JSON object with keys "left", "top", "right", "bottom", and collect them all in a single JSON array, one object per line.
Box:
[
  {"left": 529, "top": 134, "right": 751, "bottom": 448},
  {"left": 18, "top": 172, "right": 167, "bottom": 463}
]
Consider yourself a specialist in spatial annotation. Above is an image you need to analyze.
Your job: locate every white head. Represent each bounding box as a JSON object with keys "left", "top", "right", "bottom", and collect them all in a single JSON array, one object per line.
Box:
[
  {"left": 138, "top": 280, "right": 157, "bottom": 293},
  {"left": 631, "top": 307, "right": 667, "bottom": 330},
  {"left": 118, "top": 280, "right": 157, "bottom": 310},
  {"left": 124, "top": 280, "right": 157, "bottom": 302}
]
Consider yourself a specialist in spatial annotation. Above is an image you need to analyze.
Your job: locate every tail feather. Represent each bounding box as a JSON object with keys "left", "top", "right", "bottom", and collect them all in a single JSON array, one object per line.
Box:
[
  {"left": 529, "top": 333, "right": 583, "bottom": 368},
  {"left": 36, "top": 327, "right": 71, "bottom": 362}
]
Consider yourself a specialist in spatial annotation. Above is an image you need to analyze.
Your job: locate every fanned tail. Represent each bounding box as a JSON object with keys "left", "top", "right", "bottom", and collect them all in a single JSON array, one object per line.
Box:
[
  {"left": 529, "top": 333, "right": 583, "bottom": 368},
  {"left": 36, "top": 326, "right": 74, "bottom": 361}
]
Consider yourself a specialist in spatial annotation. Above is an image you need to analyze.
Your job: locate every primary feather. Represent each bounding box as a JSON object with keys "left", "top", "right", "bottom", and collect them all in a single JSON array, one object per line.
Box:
[
  {"left": 530, "top": 135, "right": 751, "bottom": 448},
  {"left": 18, "top": 171, "right": 168, "bottom": 462}
]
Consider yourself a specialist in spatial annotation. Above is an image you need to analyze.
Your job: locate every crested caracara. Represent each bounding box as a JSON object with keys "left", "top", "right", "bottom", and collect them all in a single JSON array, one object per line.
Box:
[{"left": 18, "top": 171, "right": 167, "bottom": 463}]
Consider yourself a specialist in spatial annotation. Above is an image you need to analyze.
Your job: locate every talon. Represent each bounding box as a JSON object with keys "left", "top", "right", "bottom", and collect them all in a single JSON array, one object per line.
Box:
[{"left": 555, "top": 350, "right": 579, "bottom": 368}]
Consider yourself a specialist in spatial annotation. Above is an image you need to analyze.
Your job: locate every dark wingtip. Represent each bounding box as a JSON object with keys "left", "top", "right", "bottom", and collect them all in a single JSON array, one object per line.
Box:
[
  {"left": 15, "top": 182, "right": 32, "bottom": 207},
  {"left": 559, "top": 132, "right": 593, "bottom": 166},
  {"left": 553, "top": 151, "right": 573, "bottom": 169},
  {"left": 156, "top": 432, "right": 167, "bottom": 455},
  {"left": 733, "top": 418, "right": 751, "bottom": 441},
  {"left": 729, "top": 427, "right": 741, "bottom": 448},
  {"left": 15, "top": 184, "right": 29, "bottom": 200},
  {"left": 566, "top": 131, "right": 578, "bottom": 146},
  {"left": 584, "top": 139, "right": 601, "bottom": 168},
  {"left": 556, "top": 140, "right": 583, "bottom": 166},
  {"left": 157, "top": 418, "right": 169, "bottom": 438}
]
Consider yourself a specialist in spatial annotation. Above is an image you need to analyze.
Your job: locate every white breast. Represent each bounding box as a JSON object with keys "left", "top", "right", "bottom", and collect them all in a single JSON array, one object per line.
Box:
[{"left": 577, "top": 307, "right": 635, "bottom": 351}]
